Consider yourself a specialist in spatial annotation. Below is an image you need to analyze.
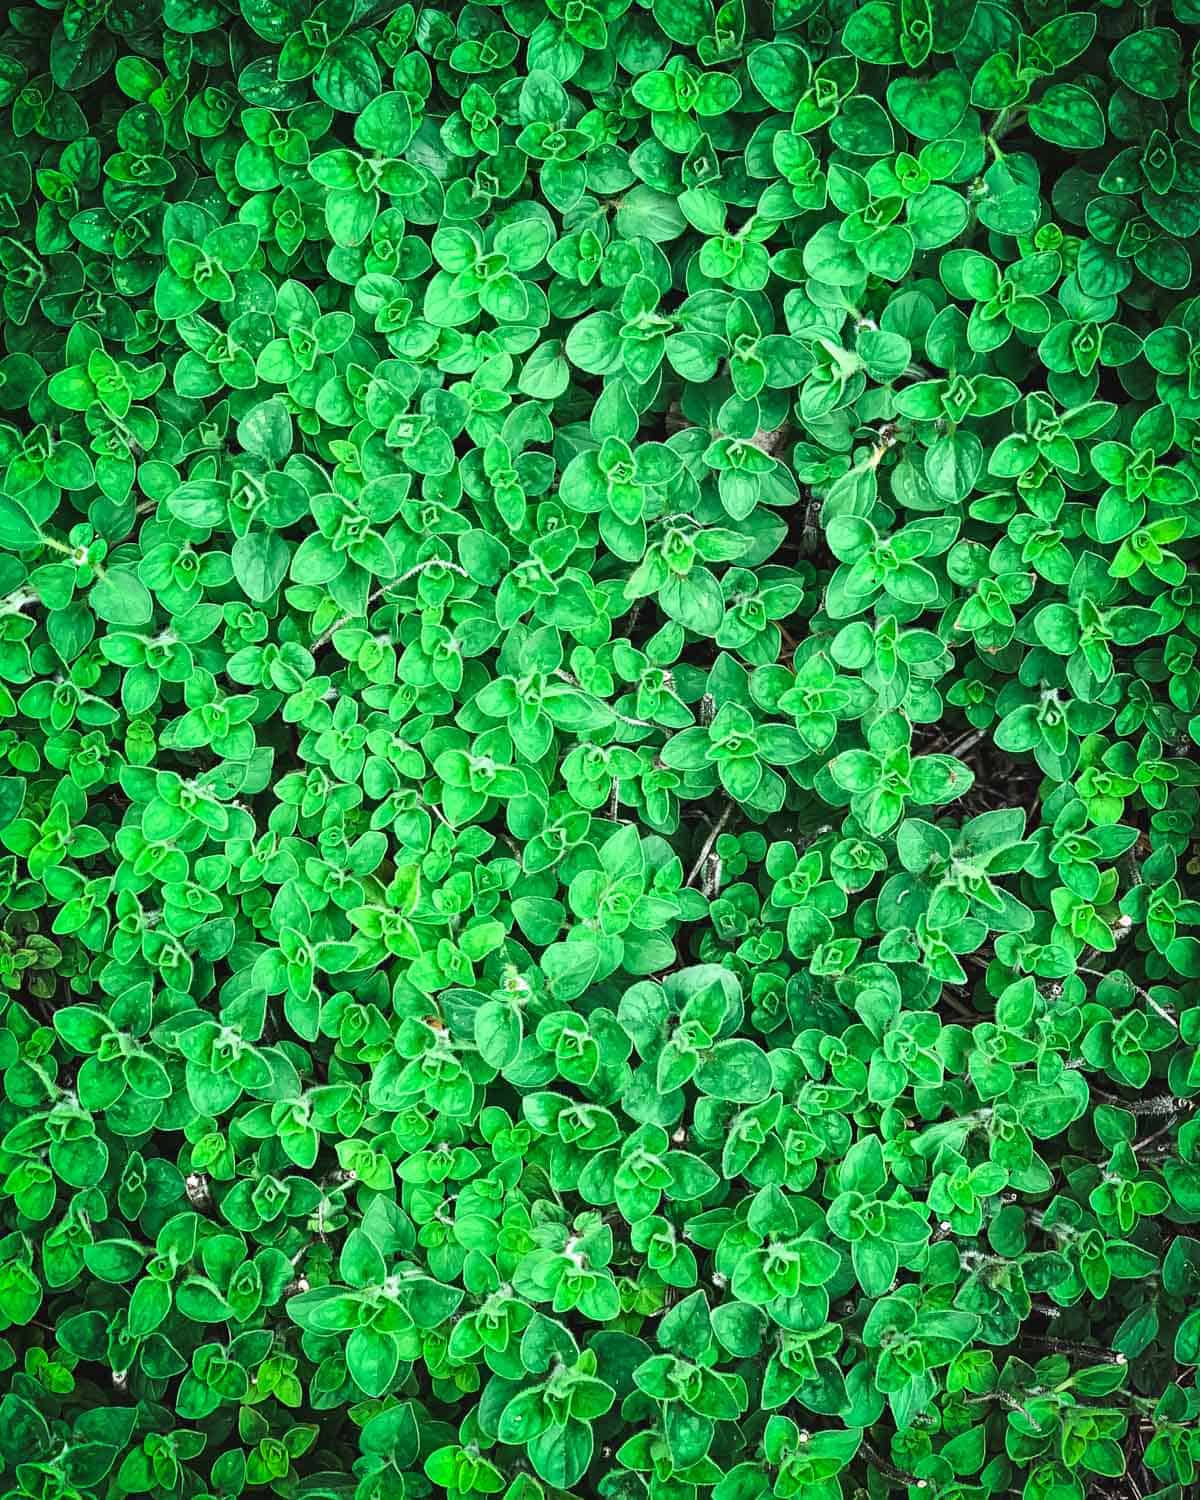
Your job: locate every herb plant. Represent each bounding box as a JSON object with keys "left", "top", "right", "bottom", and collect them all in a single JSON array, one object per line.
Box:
[{"left": 1, "top": 2, "right": 1200, "bottom": 1499}]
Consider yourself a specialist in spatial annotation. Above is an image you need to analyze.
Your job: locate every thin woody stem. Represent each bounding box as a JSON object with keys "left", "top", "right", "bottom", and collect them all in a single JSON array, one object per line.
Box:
[{"left": 687, "top": 802, "right": 733, "bottom": 888}]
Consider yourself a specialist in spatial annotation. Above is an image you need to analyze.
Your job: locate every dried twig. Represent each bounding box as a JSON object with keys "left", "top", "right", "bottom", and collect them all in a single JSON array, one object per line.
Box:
[{"left": 686, "top": 802, "right": 733, "bottom": 888}]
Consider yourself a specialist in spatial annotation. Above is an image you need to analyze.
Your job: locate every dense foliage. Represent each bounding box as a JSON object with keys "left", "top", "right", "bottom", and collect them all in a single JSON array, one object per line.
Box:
[{"left": 3, "top": 0, "right": 1200, "bottom": 1497}]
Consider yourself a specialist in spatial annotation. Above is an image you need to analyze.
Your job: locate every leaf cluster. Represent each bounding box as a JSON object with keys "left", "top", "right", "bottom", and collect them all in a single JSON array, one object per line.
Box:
[{"left": 1, "top": 3, "right": 1200, "bottom": 1500}]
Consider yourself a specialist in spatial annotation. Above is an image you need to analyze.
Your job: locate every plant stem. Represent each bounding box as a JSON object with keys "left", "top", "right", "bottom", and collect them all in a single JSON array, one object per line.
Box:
[{"left": 687, "top": 802, "right": 733, "bottom": 888}]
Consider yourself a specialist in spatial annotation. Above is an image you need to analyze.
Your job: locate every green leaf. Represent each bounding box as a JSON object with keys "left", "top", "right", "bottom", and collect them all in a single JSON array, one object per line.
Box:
[
  {"left": 91, "top": 568, "right": 153, "bottom": 626},
  {"left": 0, "top": 494, "right": 41, "bottom": 548},
  {"left": 1028, "top": 84, "right": 1105, "bottom": 149},
  {"left": 232, "top": 532, "right": 290, "bottom": 602}
]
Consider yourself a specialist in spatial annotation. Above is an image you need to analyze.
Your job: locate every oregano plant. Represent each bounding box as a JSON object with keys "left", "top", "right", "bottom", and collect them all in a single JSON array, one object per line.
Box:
[{"left": 0, "top": 2, "right": 1199, "bottom": 1500}]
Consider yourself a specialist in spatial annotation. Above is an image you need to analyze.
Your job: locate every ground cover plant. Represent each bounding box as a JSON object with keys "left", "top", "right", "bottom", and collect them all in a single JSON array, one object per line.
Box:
[{"left": 4, "top": 0, "right": 1200, "bottom": 1498}]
